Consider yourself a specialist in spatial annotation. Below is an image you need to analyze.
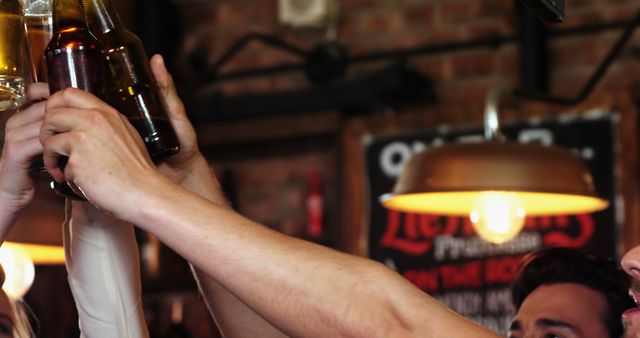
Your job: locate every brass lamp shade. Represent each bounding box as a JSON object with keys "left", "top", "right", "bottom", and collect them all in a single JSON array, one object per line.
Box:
[{"left": 381, "top": 142, "right": 609, "bottom": 215}]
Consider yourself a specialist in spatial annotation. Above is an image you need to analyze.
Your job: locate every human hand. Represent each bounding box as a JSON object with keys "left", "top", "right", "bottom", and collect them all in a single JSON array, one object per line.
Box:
[
  {"left": 0, "top": 83, "right": 49, "bottom": 216},
  {"left": 40, "top": 88, "right": 171, "bottom": 220},
  {"left": 150, "top": 55, "right": 228, "bottom": 206},
  {"left": 149, "top": 54, "right": 200, "bottom": 183}
]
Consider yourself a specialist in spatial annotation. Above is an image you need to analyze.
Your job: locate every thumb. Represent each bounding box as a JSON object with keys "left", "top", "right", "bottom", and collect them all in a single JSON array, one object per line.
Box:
[{"left": 150, "top": 54, "right": 187, "bottom": 122}]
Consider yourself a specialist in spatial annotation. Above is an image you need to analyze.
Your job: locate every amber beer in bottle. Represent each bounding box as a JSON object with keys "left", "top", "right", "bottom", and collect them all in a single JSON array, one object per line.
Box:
[
  {"left": 0, "top": 0, "right": 26, "bottom": 111},
  {"left": 83, "top": 0, "right": 179, "bottom": 161},
  {"left": 44, "top": 0, "right": 106, "bottom": 199},
  {"left": 46, "top": 0, "right": 105, "bottom": 95}
]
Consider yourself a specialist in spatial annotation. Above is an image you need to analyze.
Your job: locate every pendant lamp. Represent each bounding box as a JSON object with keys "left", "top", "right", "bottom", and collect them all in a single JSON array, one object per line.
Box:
[{"left": 380, "top": 88, "right": 609, "bottom": 244}]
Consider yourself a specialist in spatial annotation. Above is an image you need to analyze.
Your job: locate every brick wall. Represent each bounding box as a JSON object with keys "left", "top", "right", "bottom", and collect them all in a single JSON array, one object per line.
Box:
[
  {"left": 171, "top": 0, "right": 640, "bottom": 249},
  {"left": 176, "top": 0, "right": 640, "bottom": 101}
]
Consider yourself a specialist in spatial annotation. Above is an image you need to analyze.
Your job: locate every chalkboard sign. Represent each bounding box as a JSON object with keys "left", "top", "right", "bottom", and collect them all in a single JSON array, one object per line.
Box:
[{"left": 364, "top": 113, "right": 619, "bottom": 334}]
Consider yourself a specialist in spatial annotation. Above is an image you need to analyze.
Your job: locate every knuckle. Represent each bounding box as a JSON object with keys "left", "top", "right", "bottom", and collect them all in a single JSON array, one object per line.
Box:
[
  {"left": 5, "top": 117, "right": 15, "bottom": 131},
  {"left": 42, "top": 136, "right": 56, "bottom": 149},
  {"left": 3, "top": 128, "right": 16, "bottom": 142},
  {"left": 3, "top": 143, "right": 18, "bottom": 161},
  {"left": 84, "top": 109, "right": 108, "bottom": 127},
  {"left": 61, "top": 87, "right": 78, "bottom": 99}
]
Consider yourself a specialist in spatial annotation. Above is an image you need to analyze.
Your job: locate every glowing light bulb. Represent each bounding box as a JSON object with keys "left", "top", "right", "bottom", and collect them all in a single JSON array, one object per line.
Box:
[
  {"left": 469, "top": 192, "right": 526, "bottom": 244},
  {"left": 0, "top": 245, "right": 35, "bottom": 298}
]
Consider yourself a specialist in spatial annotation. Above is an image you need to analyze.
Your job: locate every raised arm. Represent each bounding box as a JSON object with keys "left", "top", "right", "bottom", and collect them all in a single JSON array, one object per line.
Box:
[
  {"left": 0, "top": 84, "right": 49, "bottom": 239},
  {"left": 150, "top": 55, "right": 287, "bottom": 338},
  {"left": 39, "top": 70, "right": 500, "bottom": 338},
  {"left": 64, "top": 200, "right": 149, "bottom": 338}
]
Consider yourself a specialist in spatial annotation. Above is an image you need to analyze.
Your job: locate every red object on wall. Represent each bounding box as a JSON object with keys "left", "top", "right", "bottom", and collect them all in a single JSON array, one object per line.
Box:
[{"left": 307, "top": 172, "right": 324, "bottom": 239}]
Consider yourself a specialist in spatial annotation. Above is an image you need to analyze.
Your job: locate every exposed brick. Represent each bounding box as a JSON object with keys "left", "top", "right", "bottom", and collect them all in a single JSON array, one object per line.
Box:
[
  {"left": 173, "top": 0, "right": 640, "bottom": 247},
  {"left": 478, "top": 0, "right": 514, "bottom": 20},
  {"left": 218, "top": 78, "right": 273, "bottom": 95},
  {"left": 342, "top": 0, "right": 388, "bottom": 12},
  {"left": 403, "top": 4, "right": 436, "bottom": 29},
  {"left": 424, "top": 28, "right": 464, "bottom": 44},
  {"left": 450, "top": 51, "right": 496, "bottom": 78},
  {"left": 581, "top": 32, "right": 618, "bottom": 66},
  {"left": 466, "top": 21, "right": 514, "bottom": 39},
  {"left": 414, "top": 56, "right": 450, "bottom": 82},
  {"left": 440, "top": 1, "right": 482, "bottom": 24},
  {"left": 215, "top": 1, "right": 260, "bottom": 27},
  {"left": 362, "top": 9, "right": 408, "bottom": 36},
  {"left": 548, "top": 37, "right": 587, "bottom": 69},
  {"left": 495, "top": 46, "right": 519, "bottom": 78}
]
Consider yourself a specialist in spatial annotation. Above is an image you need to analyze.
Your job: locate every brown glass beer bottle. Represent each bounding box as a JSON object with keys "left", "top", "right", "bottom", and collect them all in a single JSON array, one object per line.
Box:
[
  {"left": 44, "top": 0, "right": 106, "bottom": 199},
  {"left": 47, "top": 0, "right": 105, "bottom": 96},
  {"left": 82, "top": 0, "right": 179, "bottom": 161}
]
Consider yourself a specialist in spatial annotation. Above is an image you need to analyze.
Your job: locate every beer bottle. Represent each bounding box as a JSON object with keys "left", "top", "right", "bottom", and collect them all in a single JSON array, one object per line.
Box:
[
  {"left": 47, "top": 0, "right": 105, "bottom": 96},
  {"left": 44, "top": 0, "right": 106, "bottom": 199},
  {"left": 82, "top": 0, "right": 179, "bottom": 161}
]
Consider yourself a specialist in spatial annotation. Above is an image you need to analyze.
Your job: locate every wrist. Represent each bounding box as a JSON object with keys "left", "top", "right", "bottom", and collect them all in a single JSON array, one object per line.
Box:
[
  {"left": 178, "top": 156, "right": 229, "bottom": 206},
  {"left": 0, "top": 203, "right": 20, "bottom": 238},
  {"left": 0, "top": 191, "right": 30, "bottom": 230},
  {"left": 134, "top": 178, "right": 192, "bottom": 234}
]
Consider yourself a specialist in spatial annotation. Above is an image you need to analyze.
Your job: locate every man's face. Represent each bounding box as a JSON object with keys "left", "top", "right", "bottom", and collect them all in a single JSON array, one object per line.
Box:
[
  {"left": 622, "top": 246, "right": 640, "bottom": 337},
  {"left": 508, "top": 283, "right": 610, "bottom": 338}
]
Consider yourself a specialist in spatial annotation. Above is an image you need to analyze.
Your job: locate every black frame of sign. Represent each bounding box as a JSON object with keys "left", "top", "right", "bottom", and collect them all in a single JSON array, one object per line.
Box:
[{"left": 364, "top": 112, "right": 619, "bottom": 334}]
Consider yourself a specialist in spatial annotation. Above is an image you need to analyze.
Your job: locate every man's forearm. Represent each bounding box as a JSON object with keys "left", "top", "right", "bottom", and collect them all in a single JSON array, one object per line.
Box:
[
  {"left": 177, "top": 160, "right": 288, "bottom": 338},
  {"left": 131, "top": 185, "right": 499, "bottom": 338}
]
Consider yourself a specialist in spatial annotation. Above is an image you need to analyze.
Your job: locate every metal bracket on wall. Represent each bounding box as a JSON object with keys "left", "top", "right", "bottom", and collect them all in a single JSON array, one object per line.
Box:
[
  {"left": 188, "top": 5, "right": 640, "bottom": 121},
  {"left": 190, "top": 62, "right": 435, "bottom": 122},
  {"left": 519, "top": 0, "right": 565, "bottom": 23}
]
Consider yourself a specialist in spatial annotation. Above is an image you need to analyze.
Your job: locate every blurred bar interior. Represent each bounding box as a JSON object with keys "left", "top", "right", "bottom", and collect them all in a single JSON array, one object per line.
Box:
[{"left": 2, "top": 0, "right": 640, "bottom": 336}]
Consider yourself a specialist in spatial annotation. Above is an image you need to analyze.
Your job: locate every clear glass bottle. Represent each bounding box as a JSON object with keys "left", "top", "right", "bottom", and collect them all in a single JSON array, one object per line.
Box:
[
  {"left": 0, "top": 0, "right": 26, "bottom": 111},
  {"left": 24, "top": 0, "right": 53, "bottom": 82}
]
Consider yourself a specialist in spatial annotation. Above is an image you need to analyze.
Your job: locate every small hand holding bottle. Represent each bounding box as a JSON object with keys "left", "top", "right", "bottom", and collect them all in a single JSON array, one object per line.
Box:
[{"left": 0, "top": 83, "right": 49, "bottom": 231}]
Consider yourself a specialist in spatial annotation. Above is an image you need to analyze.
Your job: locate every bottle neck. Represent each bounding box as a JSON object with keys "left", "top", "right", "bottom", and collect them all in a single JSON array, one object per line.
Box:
[
  {"left": 83, "top": 0, "right": 122, "bottom": 34},
  {"left": 52, "top": 0, "right": 89, "bottom": 31}
]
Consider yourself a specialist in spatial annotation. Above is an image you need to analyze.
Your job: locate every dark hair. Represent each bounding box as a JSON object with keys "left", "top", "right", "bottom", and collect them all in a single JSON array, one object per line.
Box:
[{"left": 511, "top": 247, "right": 634, "bottom": 338}]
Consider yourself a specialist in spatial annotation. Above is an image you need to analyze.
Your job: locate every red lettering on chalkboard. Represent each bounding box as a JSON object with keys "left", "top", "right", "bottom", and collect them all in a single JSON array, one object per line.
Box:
[
  {"left": 440, "top": 261, "right": 483, "bottom": 289},
  {"left": 404, "top": 269, "right": 439, "bottom": 292},
  {"left": 419, "top": 215, "right": 441, "bottom": 237},
  {"left": 485, "top": 255, "right": 524, "bottom": 285},
  {"left": 380, "top": 210, "right": 433, "bottom": 255},
  {"left": 542, "top": 214, "right": 594, "bottom": 247},
  {"left": 403, "top": 260, "right": 483, "bottom": 292},
  {"left": 444, "top": 216, "right": 459, "bottom": 235},
  {"left": 405, "top": 213, "right": 418, "bottom": 239},
  {"left": 380, "top": 212, "right": 596, "bottom": 256}
]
